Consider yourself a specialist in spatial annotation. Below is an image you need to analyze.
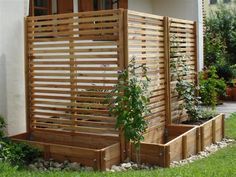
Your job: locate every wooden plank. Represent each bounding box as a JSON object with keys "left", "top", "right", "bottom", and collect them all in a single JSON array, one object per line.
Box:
[
  {"left": 128, "top": 10, "right": 164, "bottom": 20},
  {"left": 212, "top": 119, "right": 216, "bottom": 144},
  {"left": 131, "top": 143, "right": 166, "bottom": 167},
  {"left": 101, "top": 143, "right": 121, "bottom": 170},
  {"left": 28, "top": 15, "right": 119, "bottom": 26},
  {"left": 196, "top": 127, "right": 201, "bottom": 153},
  {"left": 200, "top": 126, "right": 205, "bottom": 151},
  {"left": 164, "top": 145, "right": 170, "bottom": 167},
  {"left": 24, "top": 17, "right": 31, "bottom": 134},
  {"left": 167, "top": 124, "right": 195, "bottom": 138},
  {"left": 194, "top": 22, "right": 199, "bottom": 84},
  {"left": 30, "top": 41, "right": 118, "bottom": 48},
  {"left": 222, "top": 114, "right": 225, "bottom": 138},
  {"left": 164, "top": 17, "right": 171, "bottom": 125},
  {"left": 182, "top": 135, "right": 187, "bottom": 159}
]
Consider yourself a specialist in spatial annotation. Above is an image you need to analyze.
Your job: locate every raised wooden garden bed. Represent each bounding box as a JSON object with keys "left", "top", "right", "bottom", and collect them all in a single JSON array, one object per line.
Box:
[
  {"left": 11, "top": 131, "right": 120, "bottom": 171},
  {"left": 130, "top": 114, "right": 225, "bottom": 167}
]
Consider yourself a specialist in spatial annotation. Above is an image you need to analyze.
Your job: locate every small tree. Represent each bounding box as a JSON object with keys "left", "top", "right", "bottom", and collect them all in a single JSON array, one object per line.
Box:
[{"left": 109, "top": 57, "right": 150, "bottom": 162}]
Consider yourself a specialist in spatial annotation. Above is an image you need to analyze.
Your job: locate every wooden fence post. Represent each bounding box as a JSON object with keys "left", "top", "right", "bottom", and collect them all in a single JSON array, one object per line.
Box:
[
  {"left": 24, "top": 17, "right": 31, "bottom": 134},
  {"left": 182, "top": 135, "right": 188, "bottom": 159},
  {"left": 164, "top": 17, "right": 171, "bottom": 125},
  {"left": 118, "top": 8, "right": 128, "bottom": 162},
  {"left": 222, "top": 114, "right": 225, "bottom": 139},
  {"left": 194, "top": 21, "right": 199, "bottom": 85}
]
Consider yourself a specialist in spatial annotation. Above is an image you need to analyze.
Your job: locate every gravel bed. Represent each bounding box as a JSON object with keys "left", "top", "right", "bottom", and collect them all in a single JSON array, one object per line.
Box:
[
  {"left": 171, "top": 138, "right": 235, "bottom": 167},
  {"left": 28, "top": 159, "right": 93, "bottom": 172}
]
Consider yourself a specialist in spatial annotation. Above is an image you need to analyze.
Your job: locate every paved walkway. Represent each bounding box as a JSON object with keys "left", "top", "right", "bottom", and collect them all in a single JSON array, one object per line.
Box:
[{"left": 216, "top": 101, "right": 236, "bottom": 118}]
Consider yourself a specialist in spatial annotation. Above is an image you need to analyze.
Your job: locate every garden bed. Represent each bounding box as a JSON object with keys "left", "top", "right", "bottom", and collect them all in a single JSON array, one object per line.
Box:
[
  {"left": 130, "top": 114, "right": 225, "bottom": 167},
  {"left": 11, "top": 131, "right": 121, "bottom": 171},
  {"left": 200, "top": 114, "right": 225, "bottom": 150}
]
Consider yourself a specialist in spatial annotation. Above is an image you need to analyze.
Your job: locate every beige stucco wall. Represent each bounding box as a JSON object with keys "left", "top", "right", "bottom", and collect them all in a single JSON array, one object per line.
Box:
[
  {"left": 0, "top": 0, "right": 29, "bottom": 136},
  {"left": 152, "top": 0, "right": 198, "bottom": 20},
  {"left": 128, "top": 0, "right": 153, "bottom": 13}
]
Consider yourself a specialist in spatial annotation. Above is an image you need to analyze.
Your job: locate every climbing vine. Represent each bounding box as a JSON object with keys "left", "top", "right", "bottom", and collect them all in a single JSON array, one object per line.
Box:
[{"left": 170, "top": 36, "right": 202, "bottom": 122}]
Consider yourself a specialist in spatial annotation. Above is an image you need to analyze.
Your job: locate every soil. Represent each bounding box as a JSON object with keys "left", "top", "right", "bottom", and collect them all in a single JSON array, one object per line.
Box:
[{"left": 182, "top": 118, "right": 211, "bottom": 125}]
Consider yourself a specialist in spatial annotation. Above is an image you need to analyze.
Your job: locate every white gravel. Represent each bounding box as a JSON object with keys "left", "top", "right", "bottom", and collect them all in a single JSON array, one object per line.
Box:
[{"left": 171, "top": 138, "right": 235, "bottom": 167}]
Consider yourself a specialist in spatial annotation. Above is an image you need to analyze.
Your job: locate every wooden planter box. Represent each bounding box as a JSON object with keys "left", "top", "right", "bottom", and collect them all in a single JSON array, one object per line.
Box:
[
  {"left": 131, "top": 114, "right": 225, "bottom": 167},
  {"left": 200, "top": 114, "right": 225, "bottom": 150},
  {"left": 11, "top": 131, "right": 121, "bottom": 171}
]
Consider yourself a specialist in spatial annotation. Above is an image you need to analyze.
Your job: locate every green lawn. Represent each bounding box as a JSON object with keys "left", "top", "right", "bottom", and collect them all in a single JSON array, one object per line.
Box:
[{"left": 1, "top": 113, "right": 236, "bottom": 177}]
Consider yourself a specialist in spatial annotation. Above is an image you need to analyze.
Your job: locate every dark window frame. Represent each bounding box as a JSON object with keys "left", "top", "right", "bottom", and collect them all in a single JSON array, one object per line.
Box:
[
  {"left": 30, "top": 0, "right": 52, "bottom": 16},
  {"left": 223, "top": 0, "right": 231, "bottom": 3},
  {"left": 209, "top": 0, "right": 217, "bottom": 5}
]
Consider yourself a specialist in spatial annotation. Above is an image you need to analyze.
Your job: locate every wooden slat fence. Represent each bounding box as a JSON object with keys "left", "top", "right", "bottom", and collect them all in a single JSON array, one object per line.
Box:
[
  {"left": 26, "top": 9, "right": 124, "bottom": 136},
  {"left": 169, "top": 18, "right": 197, "bottom": 123},
  {"left": 127, "top": 11, "right": 166, "bottom": 143},
  {"left": 25, "top": 9, "right": 197, "bottom": 141}
]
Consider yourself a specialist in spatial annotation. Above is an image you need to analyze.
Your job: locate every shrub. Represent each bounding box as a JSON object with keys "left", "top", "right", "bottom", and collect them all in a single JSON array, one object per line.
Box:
[
  {"left": 199, "top": 66, "right": 226, "bottom": 109},
  {"left": 0, "top": 138, "right": 41, "bottom": 166},
  {"left": 0, "top": 116, "right": 6, "bottom": 139},
  {"left": 199, "top": 109, "right": 218, "bottom": 120},
  {"left": 216, "top": 64, "right": 236, "bottom": 83},
  {"left": 0, "top": 116, "right": 41, "bottom": 166},
  {"left": 205, "top": 5, "right": 236, "bottom": 66},
  {"left": 204, "top": 33, "right": 226, "bottom": 67}
]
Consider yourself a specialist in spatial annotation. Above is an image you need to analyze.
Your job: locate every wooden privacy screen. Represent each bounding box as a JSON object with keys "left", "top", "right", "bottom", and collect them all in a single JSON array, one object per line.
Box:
[
  {"left": 25, "top": 9, "right": 197, "bottom": 139},
  {"left": 26, "top": 9, "right": 124, "bottom": 136},
  {"left": 169, "top": 18, "right": 197, "bottom": 123},
  {"left": 127, "top": 11, "right": 167, "bottom": 143}
]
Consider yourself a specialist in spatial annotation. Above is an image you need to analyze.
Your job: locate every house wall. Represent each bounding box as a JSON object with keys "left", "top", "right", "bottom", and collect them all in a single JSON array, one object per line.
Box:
[
  {"left": 0, "top": 0, "right": 29, "bottom": 136},
  {"left": 128, "top": 0, "right": 153, "bottom": 13}
]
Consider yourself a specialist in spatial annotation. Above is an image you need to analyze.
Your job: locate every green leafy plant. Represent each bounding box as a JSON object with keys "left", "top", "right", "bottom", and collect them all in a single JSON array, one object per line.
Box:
[
  {"left": 204, "top": 33, "right": 227, "bottom": 67},
  {"left": 0, "top": 116, "right": 41, "bottom": 166},
  {"left": 199, "top": 109, "right": 217, "bottom": 121},
  {"left": 109, "top": 57, "right": 150, "bottom": 150},
  {"left": 206, "top": 5, "right": 236, "bottom": 66},
  {"left": 216, "top": 64, "right": 236, "bottom": 83},
  {"left": 0, "top": 116, "right": 6, "bottom": 138},
  {"left": 0, "top": 138, "right": 41, "bottom": 166},
  {"left": 199, "top": 66, "right": 226, "bottom": 109}
]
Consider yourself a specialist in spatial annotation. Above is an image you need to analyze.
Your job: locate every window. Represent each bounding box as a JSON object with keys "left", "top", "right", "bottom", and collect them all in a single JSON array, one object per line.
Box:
[
  {"left": 93, "top": 0, "right": 118, "bottom": 11},
  {"left": 30, "top": 0, "right": 74, "bottom": 16},
  {"left": 209, "top": 0, "right": 217, "bottom": 4},
  {"left": 30, "top": 0, "right": 52, "bottom": 16},
  {"left": 224, "top": 0, "right": 231, "bottom": 3},
  {"left": 78, "top": 0, "right": 125, "bottom": 12}
]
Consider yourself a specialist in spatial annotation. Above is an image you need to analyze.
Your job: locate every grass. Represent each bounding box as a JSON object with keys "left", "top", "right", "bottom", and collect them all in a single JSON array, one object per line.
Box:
[
  {"left": 0, "top": 113, "right": 236, "bottom": 177},
  {"left": 226, "top": 113, "right": 236, "bottom": 139}
]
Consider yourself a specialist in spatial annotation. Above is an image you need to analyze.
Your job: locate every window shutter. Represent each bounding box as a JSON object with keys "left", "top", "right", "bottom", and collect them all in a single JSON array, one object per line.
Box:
[
  {"left": 57, "top": 0, "right": 74, "bottom": 14},
  {"left": 79, "top": 0, "right": 94, "bottom": 12}
]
